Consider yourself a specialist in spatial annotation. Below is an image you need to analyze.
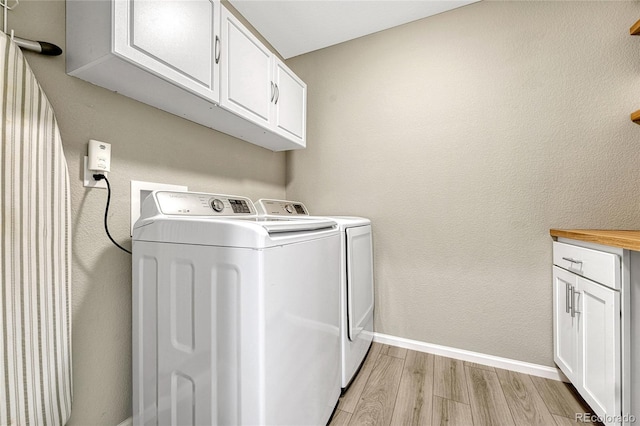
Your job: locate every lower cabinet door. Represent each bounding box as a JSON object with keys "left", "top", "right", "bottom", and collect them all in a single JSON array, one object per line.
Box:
[
  {"left": 553, "top": 266, "right": 578, "bottom": 383},
  {"left": 577, "top": 276, "right": 621, "bottom": 422}
]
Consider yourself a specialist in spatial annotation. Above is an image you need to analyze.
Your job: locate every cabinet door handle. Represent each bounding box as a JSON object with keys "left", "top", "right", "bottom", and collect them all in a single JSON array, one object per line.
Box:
[
  {"left": 570, "top": 288, "right": 581, "bottom": 318},
  {"left": 214, "top": 36, "right": 221, "bottom": 64},
  {"left": 562, "top": 257, "right": 583, "bottom": 265},
  {"left": 275, "top": 84, "right": 279, "bottom": 104},
  {"left": 271, "top": 82, "right": 275, "bottom": 102},
  {"left": 565, "top": 282, "right": 571, "bottom": 314}
]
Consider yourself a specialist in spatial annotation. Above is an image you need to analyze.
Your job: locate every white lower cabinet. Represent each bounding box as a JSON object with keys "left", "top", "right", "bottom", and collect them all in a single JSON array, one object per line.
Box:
[
  {"left": 580, "top": 275, "right": 621, "bottom": 419},
  {"left": 553, "top": 266, "right": 578, "bottom": 383},
  {"left": 553, "top": 242, "right": 623, "bottom": 425}
]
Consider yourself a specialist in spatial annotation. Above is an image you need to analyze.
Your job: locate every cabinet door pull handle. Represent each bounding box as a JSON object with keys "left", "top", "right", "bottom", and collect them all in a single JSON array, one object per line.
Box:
[
  {"left": 271, "top": 82, "right": 275, "bottom": 102},
  {"left": 566, "top": 282, "right": 571, "bottom": 314},
  {"left": 562, "top": 257, "right": 583, "bottom": 265},
  {"left": 275, "top": 84, "right": 279, "bottom": 104},
  {"left": 571, "top": 288, "right": 581, "bottom": 318},
  {"left": 214, "top": 36, "right": 221, "bottom": 64}
]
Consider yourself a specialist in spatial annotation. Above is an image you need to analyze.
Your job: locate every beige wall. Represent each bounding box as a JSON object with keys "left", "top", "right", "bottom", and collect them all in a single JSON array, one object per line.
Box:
[
  {"left": 287, "top": 1, "right": 640, "bottom": 367},
  {"left": 8, "top": 1, "right": 285, "bottom": 424},
  {"left": 8, "top": 0, "right": 640, "bottom": 424}
]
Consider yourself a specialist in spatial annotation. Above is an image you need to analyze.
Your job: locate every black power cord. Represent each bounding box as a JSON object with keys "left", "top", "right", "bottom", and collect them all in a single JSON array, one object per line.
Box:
[{"left": 93, "top": 174, "right": 132, "bottom": 255}]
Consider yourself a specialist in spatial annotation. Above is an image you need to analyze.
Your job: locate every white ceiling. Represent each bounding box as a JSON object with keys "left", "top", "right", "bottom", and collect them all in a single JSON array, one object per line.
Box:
[{"left": 228, "top": 0, "right": 479, "bottom": 59}]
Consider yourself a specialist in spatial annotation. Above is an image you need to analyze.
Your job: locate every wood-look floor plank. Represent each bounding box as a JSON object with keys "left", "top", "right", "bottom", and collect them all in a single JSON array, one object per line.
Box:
[
  {"left": 339, "top": 342, "right": 383, "bottom": 413},
  {"left": 390, "top": 350, "right": 434, "bottom": 426},
  {"left": 552, "top": 414, "right": 582, "bottom": 425},
  {"left": 529, "top": 376, "right": 591, "bottom": 419},
  {"left": 342, "top": 348, "right": 601, "bottom": 426},
  {"left": 432, "top": 396, "right": 473, "bottom": 426},
  {"left": 433, "top": 356, "right": 469, "bottom": 404},
  {"left": 464, "top": 361, "right": 495, "bottom": 372},
  {"left": 380, "top": 344, "right": 408, "bottom": 360},
  {"left": 495, "top": 368, "right": 555, "bottom": 425},
  {"left": 465, "top": 366, "right": 515, "bottom": 426},
  {"left": 329, "top": 409, "right": 352, "bottom": 426},
  {"left": 349, "top": 354, "right": 404, "bottom": 426}
]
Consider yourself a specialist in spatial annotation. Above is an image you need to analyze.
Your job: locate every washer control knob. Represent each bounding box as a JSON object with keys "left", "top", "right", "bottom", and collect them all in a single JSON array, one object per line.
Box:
[
  {"left": 210, "top": 198, "right": 224, "bottom": 212},
  {"left": 284, "top": 203, "right": 295, "bottom": 214}
]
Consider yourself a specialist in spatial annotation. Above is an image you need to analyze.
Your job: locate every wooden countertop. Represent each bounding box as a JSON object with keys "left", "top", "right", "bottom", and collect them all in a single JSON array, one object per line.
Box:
[{"left": 550, "top": 229, "right": 640, "bottom": 251}]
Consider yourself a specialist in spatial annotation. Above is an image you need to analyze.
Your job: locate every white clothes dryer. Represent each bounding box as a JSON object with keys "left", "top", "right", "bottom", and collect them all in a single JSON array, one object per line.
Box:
[
  {"left": 132, "top": 191, "right": 341, "bottom": 425},
  {"left": 255, "top": 199, "right": 374, "bottom": 390}
]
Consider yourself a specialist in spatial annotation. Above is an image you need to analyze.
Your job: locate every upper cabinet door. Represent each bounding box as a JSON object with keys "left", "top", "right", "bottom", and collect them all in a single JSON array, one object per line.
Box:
[
  {"left": 272, "top": 58, "right": 307, "bottom": 147},
  {"left": 220, "top": 7, "right": 273, "bottom": 127},
  {"left": 113, "top": 0, "right": 221, "bottom": 103}
]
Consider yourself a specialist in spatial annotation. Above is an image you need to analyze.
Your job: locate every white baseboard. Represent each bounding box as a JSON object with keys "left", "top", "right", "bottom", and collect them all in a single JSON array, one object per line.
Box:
[
  {"left": 373, "top": 332, "right": 568, "bottom": 382},
  {"left": 117, "top": 417, "right": 132, "bottom": 426}
]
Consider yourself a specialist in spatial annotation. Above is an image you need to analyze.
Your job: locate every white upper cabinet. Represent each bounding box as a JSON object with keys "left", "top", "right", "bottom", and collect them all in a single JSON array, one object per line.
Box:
[
  {"left": 113, "top": 0, "right": 221, "bottom": 103},
  {"left": 66, "top": 0, "right": 306, "bottom": 151},
  {"left": 219, "top": 8, "right": 307, "bottom": 148},
  {"left": 220, "top": 7, "right": 272, "bottom": 127},
  {"left": 272, "top": 58, "right": 306, "bottom": 146}
]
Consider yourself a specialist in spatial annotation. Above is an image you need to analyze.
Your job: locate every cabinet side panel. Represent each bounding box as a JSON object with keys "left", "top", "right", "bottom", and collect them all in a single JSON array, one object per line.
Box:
[{"left": 66, "top": 0, "right": 112, "bottom": 73}]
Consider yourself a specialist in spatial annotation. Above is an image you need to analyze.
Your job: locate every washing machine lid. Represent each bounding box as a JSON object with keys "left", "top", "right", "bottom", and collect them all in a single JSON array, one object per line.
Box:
[{"left": 133, "top": 191, "right": 338, "bottom": 248}]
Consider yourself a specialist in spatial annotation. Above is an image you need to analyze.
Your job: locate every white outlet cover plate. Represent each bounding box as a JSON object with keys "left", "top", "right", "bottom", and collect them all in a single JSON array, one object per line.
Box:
[
  {"left": 130, "top": 180, "right": 187, "bottom": 236},
  {"left": 84, "top": 156, "right": 108, "bottom": 189}
]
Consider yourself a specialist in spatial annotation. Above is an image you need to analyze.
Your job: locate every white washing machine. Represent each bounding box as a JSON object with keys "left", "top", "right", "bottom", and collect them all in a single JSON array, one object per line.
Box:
[
  {"left": 255, "top": 199, "right": 374, "bottom": 390},
  {"left": 132, "top": 191, "right": 341, "bottom": 425}
]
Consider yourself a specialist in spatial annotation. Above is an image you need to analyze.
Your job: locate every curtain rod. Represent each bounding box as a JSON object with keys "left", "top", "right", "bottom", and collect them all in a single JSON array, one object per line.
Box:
[
  {"left": 11, "top": 33, "right": 62, "bottom": 56},
  {"left": 1, "top": 0, "right": 62, "bottom": 56}
]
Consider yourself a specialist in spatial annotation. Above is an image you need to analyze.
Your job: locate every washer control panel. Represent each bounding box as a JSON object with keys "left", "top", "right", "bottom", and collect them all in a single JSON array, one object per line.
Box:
[
  {"left": 255, "top": 199, "right": 309, "bottom": 216},
  {"left": 155, "top": 191, "right": 255, "bottom": 216}
]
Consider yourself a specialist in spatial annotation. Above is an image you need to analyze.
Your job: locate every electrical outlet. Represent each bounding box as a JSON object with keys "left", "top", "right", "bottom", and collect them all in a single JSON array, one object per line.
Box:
[{"left": 83, "top": 156, "right": 107, "bottom": 189}]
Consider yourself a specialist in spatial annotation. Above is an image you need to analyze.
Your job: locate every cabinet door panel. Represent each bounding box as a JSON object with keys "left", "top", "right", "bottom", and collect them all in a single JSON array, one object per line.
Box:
[
  {"left": 553, "top": 266, "right": 578, "bottom": 383},
  {"left": 114, "top": 0, "right": 220, "bottom": 102},
  {"left": 272, "top": 59, "right": 306, "bottom": 145},
  {"left": 578, "top": 277, "right": 621, "bottom": 421},
  {"left": 220, "top": 8, "right": 272, "bottom": 125}
]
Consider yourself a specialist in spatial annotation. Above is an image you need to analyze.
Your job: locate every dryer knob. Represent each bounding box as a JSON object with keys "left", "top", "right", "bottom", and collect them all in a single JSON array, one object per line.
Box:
[
  {"left": 210, "top": 198, "right": 224, "bottom": 212},
  {"left": 284, "top": 204, "right": 295, "bottom": 214}
]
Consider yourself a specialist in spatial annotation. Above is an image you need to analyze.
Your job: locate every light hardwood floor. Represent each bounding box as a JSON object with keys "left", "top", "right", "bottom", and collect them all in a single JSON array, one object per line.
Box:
[{"left": 330, "top": 343, "right": 601, "bottom": 426}]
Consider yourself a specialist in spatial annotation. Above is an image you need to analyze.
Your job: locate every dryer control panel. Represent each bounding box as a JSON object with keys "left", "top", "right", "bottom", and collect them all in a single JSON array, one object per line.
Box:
[
  {"left": 255, "top": 199, "right": 309, "bottom": 216},
  {"left": 155, "top": 191, "right": 256, "bottom": 216}
]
